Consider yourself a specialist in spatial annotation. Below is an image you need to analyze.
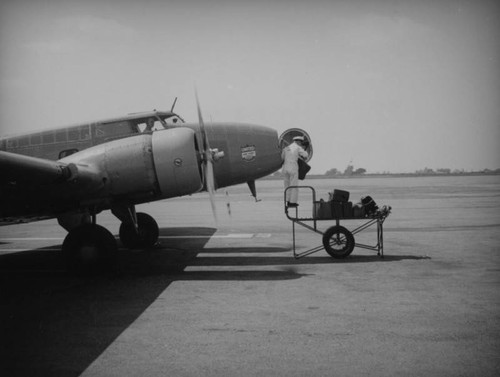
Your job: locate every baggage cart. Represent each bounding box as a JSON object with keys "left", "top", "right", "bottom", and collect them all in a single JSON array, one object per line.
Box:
[{"left": 285, "top": 186, "right": 391, "bottom": 259}]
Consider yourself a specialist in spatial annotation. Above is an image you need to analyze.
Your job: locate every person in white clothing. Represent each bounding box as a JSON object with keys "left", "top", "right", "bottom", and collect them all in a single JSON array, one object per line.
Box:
[{"left": 281, "top": 136, "right": 309, "bottom": 207}]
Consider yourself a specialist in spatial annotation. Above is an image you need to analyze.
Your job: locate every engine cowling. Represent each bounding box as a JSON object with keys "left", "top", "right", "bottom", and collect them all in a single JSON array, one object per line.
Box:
[
  {"left": 59, "top": 127, "right": 203, "bottom": 204},
  {"left": 151, "top": 127, "right": 203, "bottom": 198}
]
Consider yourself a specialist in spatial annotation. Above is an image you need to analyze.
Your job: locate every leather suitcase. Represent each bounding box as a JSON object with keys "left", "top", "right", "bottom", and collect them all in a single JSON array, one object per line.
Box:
[
  {"left": 331, "top": 189, "right": 349, "bottom": 203},
  {"left": 314, "top": 200, "right": 332, "bottom": 219},
  {"left": 332, "top": 201, "right": 343, "bottom": 218},
  {"left": 342, "top": 202, "right": 353, "bottom": 218}
]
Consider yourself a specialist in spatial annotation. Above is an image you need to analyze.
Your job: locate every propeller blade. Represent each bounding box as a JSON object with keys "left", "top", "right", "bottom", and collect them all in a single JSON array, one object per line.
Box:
[
  {"left": 206, "top": 158, "right": 217, "bottom": 221},
  {"left": 195, "top": 90, "right": 218, "bottom": 221},
  {"left": 195, "top": 91, "right": 208, "bottom": 152}
]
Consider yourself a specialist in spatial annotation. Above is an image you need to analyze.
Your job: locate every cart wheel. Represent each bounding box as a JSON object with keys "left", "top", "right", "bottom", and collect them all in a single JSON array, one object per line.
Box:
[{"left": 322, "top": 225, "right": 355, "bottom": 259}]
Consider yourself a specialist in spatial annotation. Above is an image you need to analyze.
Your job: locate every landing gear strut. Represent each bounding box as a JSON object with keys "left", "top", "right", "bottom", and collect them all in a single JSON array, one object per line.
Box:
[
  {"left": 60, "top": 206, "right": 160, "bottom": 273},
  {"left": 112, "top": 205, "right": 159, "bottom": 249},
  {"left": 119, "top": 212, "right": 159, "bottom": 249}
]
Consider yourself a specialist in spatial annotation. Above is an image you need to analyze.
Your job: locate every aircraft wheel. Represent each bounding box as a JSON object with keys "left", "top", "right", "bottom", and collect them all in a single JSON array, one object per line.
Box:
[
  {"left": 322, "top": 225, "right": 355, "bottom": 259},
  {"left": 62, "top": 224, "right": 117, "bottom": 273},
  {"left": 119, "top": 212, "right": 159, "bottom": 249}
]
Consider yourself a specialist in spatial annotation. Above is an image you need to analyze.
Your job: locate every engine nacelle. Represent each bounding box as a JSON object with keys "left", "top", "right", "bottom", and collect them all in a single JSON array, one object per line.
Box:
[
  {"left": 151, "top": 127, "right": 203, "bottom": 198},
  {"left": 60, "top": 128, "right": 202, "bottom": 204}
]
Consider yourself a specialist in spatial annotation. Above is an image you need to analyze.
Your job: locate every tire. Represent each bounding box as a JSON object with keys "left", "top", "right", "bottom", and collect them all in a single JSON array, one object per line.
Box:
[
  {"left": 62, "top": 224, "right": 117, "bottom": 273},
  {"left": 119, "top": 212, "right": 159, "bottom": 249},
  {"left": 322, "top": 225, "right": 355, "bottom": 259}
]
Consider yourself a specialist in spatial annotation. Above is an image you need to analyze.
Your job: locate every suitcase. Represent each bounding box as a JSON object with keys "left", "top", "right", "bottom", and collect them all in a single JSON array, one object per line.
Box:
[
  {"left": 314, "top": 200, "right": 332, "bottom": 219},
  {"left": 342, "top": 202, "right": 353, "bottom": 218},
  {"left": 331, "top": 201, "right": 343, "bottom": 218},
  {"left": 331, "top": 189, "right": 349, "bottom": 203}
]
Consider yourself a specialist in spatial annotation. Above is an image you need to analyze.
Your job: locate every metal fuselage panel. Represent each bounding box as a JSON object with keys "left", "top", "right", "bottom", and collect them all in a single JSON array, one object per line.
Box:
[
  {"left": 0, "top": 119, "right": 284, "bottom": 222},
  {"left": 184, "top": 122, "right": 283, "bottom": 188},
  {"left": 1, "top": 121, "right": 284, "bottom": 189},
  {"left": 0, "top": 120, "right": 283, "bottom": 186}
]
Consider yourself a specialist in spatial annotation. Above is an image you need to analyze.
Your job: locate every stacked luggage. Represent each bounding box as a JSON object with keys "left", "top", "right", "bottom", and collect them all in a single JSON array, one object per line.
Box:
[{"left": 314, "top": 189, "right": 379, "bottom": 220}]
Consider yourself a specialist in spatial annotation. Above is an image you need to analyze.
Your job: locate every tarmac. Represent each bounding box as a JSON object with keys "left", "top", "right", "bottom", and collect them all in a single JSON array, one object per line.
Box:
[{"left": 1, "top": 180, "right": 499, "bottom": 377}]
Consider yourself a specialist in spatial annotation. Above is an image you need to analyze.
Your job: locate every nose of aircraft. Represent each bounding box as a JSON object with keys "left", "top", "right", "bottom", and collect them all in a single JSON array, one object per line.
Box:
[
  {"left": 182, "top": 122, "right": 312, "bottom": 188},
  {"left": 190, "top": 122, "right": 280, "bottom": 188}
]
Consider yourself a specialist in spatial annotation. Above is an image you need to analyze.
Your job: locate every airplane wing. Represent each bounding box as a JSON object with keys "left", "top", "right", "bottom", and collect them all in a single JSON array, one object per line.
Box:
[
  {"left": 0, "top": 151, "right": 102, "bottom": 225},
  {"left": 0, "top": 150, "right": 72, "bottom": 185}
]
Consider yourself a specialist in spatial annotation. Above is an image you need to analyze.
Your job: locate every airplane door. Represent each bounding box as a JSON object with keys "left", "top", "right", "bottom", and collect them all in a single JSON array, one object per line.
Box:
[{"left": 279, "top": 128, "right": 313, "bottom": 162}]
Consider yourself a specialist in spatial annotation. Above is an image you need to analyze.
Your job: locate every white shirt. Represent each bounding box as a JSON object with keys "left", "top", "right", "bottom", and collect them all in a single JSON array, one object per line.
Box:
[{"left": 282, "top": 142, "right": 308, "bottom": 173}]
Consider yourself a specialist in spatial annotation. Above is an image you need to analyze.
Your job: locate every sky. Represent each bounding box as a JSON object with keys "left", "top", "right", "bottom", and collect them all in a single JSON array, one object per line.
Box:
[{"left": 1, "top": 0, "right": 499, "bottom": 174}]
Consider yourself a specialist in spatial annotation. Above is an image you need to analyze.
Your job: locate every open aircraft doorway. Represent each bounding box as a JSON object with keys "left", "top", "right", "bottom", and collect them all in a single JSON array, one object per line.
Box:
[{"left": 279, "top": 128, "right": 313, "bottom": 162}]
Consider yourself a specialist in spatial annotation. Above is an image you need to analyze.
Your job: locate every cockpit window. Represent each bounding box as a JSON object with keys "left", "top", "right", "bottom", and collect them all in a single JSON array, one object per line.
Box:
[
  {"left": 135, "top": 118, "right": 165, "bottom": 133},
  {"left": 169, "top": 116, "right": 182, "bottom": 124},
  {"left": 96, "top": 121, "right": 135, "bottom": 138},
  {"left": 135, "top": 114, "right": 184, "bottom": 133}
]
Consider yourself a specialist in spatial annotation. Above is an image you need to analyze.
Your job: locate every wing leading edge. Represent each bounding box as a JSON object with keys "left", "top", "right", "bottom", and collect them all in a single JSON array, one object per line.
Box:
[
  {"left": 0, "top": 151, "right": 103, "bottom": 224},
  {"left": 0, "top": 150, "right": 71, "bottom": 185}
]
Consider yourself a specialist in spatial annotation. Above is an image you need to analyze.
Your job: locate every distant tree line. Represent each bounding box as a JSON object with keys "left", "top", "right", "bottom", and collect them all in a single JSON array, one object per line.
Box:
[
  {"left": 321, "top": 166, "right": 500, "bottom": 176},
  {"left": 272, "top": 165, "right": 499, "bottom": 178},
  {"left": 414, "top": 167, "right": 500, "bottom": 175},
  {"left": 325, "top": 164, "right": 366, "bottom": 176}
]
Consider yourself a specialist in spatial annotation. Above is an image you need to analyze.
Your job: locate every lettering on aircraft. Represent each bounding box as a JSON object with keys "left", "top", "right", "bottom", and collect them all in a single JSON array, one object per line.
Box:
[{"left": 241, "top": 145, "right": 256, "bottom": 162}]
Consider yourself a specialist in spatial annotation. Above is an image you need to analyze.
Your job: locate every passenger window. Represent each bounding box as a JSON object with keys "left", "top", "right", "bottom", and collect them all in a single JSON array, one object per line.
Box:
[
  {"left": 80, "top": 126, "right": 90, "bottom": 140},
  {"left": 68, "top": 129, "right": 79, "bottom": 141},
  {"left": 42, "top": 132, "right": 55, "bottom": 144},
  {"left": 19, "top": 137, "right": 29, "bottom": 147},
  {"left": 55, "top": 130, "right": 66, "bottom": 142},
  {"left": 7, "top": 139, "right": 18, "bottom": 148},
  {"left": 30, "top": 134, "right": 41, "bottom": 145}
]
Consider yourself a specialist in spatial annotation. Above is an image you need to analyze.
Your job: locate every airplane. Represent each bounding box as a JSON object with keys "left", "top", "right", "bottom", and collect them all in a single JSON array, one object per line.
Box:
[{"left": 0, "top": 98, "right": 313, "bottom": 272}]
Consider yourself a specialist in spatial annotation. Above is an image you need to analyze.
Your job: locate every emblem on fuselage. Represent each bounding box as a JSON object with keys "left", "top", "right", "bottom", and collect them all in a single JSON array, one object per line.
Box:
[{"left": 241, "top": 145, "right": 256, "bottom": 162}]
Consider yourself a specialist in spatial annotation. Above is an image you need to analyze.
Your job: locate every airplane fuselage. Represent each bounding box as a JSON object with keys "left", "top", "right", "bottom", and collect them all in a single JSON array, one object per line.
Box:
[
  {"left": 0, "top": 111, "right": 283, "bottom": 221},
  {"left": 0, "top": 108, "right": 312, "bottom": 271}
]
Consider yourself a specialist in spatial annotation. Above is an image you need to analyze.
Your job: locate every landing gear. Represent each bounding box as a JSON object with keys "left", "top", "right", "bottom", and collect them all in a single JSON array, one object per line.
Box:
[
  {"left": 62, "top": 223, "right": 117, "bottom": 273},
  {"left": 119, "top": 212, "right": 159, "bottom": 249},
  {"left": 322, "top": 225, "right": 355, "bottom": 259},
  {"left": 112, "top": 205, "right": 159, "bottom": 249},
  {"left": 60, "top": 206, "right": 160, "bottom": 273}
]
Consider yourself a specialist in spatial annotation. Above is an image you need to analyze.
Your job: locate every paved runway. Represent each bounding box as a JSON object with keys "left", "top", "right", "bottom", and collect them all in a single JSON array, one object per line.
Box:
[{"left": 1, "top": 177, "right": 499, "bottom": 376}]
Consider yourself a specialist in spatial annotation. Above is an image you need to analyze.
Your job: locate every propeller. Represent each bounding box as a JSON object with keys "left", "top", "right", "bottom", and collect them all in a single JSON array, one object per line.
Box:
[{"left": 195, "top": 91, "right": 218, "bottom": 221}]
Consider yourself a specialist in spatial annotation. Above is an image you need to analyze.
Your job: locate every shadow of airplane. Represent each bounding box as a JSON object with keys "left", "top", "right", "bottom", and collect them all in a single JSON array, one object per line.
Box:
[
  {"left": 191, "top": 254, "right": 432, "bottom": 267},
  {"left": 0, "top": 226, "right": 428, "bottom": 376},
  {"left": 0, "top": 227, "right": 305, "bottom": 377}
]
